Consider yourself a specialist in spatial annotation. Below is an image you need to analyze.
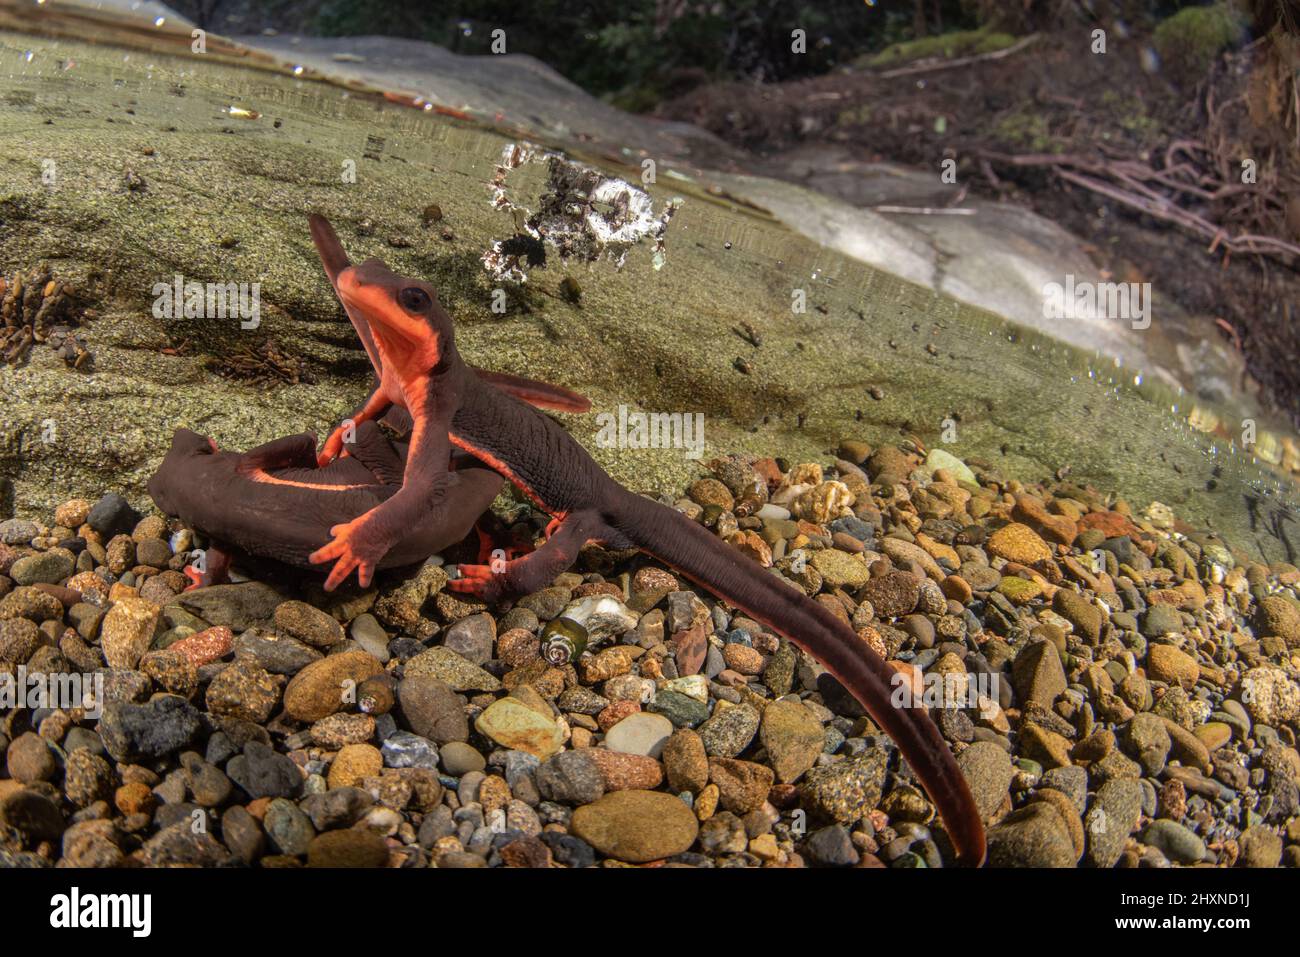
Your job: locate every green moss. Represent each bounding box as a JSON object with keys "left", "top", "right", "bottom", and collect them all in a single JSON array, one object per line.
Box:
[
  {"left": 834, "top": 104, "right": 873, "bottom": 128},
  {"left": 862, "top": 27, "right": 1019, "bottom": 70},
  {"left": 1153, "top": 3, "right": 1246, "bottom": 83},
  {"left": 605, "top": 85, "right": 663, "bottom": 116},
  {"left": 992, "top": 110, "right": 1058, "bottom": 152},
  {"left": 1099, "top": 91, "right": 1163, "bottom": 144},
  {"left": 996, "top": 576, "right": 1045, "bottom": 605}
]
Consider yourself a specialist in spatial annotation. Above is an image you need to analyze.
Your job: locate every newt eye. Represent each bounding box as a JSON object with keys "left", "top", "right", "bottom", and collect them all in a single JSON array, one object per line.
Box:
[{"left": 398, "top": 287, "right": 431, "bottom": 312}]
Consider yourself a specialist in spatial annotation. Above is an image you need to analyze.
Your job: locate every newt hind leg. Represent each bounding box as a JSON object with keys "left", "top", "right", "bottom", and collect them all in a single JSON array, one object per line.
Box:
[
  {"left": 183, "top": 541, "right": 234, "bottom": 590},
  {"left": 472, "top": 511, "right": 540, "bottom": 568},
  {"left": 450, "top": 510, "right": 623, "bottom": 603}
]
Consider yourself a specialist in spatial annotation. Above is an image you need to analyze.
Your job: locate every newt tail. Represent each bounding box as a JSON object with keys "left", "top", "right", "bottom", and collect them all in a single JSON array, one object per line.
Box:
[
  {"left": 443, "top": 377, "right": 987, "bottom": 866},
  {"left": 625, "top": 494, "right": 986, "bottom": 865}
]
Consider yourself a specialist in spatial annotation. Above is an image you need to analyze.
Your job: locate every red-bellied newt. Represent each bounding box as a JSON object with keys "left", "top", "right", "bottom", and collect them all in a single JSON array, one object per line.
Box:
[
  {"left": 148, "top": 369, "right": 587, "bottom": 588},
  {"left": 306, "top": 213, "right": 987, "bottom": 866},
  {"left": 146, "top": 419, "right": 503, "bottom": 588}
]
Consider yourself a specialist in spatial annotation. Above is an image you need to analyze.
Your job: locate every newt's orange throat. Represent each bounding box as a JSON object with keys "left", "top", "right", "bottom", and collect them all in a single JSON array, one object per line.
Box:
[{"left": 334, "top": 267, "right": 442, "bottom": 378}]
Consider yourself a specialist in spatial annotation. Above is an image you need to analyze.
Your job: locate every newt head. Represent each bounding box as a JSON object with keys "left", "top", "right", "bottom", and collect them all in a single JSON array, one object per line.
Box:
[
  {"left": 147, "top": 428, "right": 217, "bottom": 515},
  {"left": 309, "top": 213, "right": 450, "bottom": 397}
]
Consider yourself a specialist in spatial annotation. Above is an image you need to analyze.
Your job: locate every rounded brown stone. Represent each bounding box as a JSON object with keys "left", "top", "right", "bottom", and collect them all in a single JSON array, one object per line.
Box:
[
  {"left": 6, "top": 732, "right": 57, "bottom": 784},
  {"left": 570, "top": 790, "right": 698, "bottom": 863},
  {"left": 688, "top": 478, "right": 735, "bottom": 511},
  {"left": 283, "top": 650, "right": 384, "bottom": 722},
  {"left": 859, "top": 571, "right": 920, "bottom": 618},
  {"left": 940, "top": 574, "right": 973, "bottom": 604},
  {"left": 115, "top": 781, "right": 156, "bottom": 816},
  {"left": 310, "top": 713, "right": 377, "bottom": 749},
  {"left": 1029, "top": 787, "right": 1085, "bottom": 860},
  {"left": 662, "top": 728, "right": 709, "bottom": 794},
  {"left": 54, "top": 500, "right": 92, "bottom": 529},
  {"left": 585, "top": 749, "right": 664, "bottom": 791},
  {"left": 327, "top": 743, "right": 383, "bottom": 789},
  {"left": 708, "top": 757, "right": 775, "bottom": 814},
  {"left": 206, "top": 660, "right": 281, "bottom": 723},
  {"left": 721, "top": 642, "right": 764, "bottom": 676},
  {"left": 274, "top": 600, "right": 345, "bottom": 648},
  {"left": 496, "top": 627, "right": 540, "bottom": 668},
  {"left": 1147, "top": 644, "right": 1199, "bottom": 689},
  {"left": 986, "top": 523, "right": 1052, "bottom": 565}
]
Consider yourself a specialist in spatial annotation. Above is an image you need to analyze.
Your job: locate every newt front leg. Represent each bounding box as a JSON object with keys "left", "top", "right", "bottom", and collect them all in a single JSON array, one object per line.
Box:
[
  {"left": 310, "top": 380, "right": 458, "bottom": 589},
  {"left": 318, "top": 387, "right": 392, "bottom": 466}
]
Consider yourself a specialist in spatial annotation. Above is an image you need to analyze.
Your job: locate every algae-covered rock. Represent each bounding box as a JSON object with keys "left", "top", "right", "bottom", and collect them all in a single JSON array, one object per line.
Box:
[{"left": 1153, "top": 3, "right": 1246, "bottom": 85}]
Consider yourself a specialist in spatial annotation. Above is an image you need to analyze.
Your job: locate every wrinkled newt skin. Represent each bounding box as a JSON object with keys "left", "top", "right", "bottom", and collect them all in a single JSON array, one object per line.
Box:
[
  {"left": 306, "top": 214, "right": 987, "bottom": 866},
  {"left": 147, "top": 418, "right": 506, "bottom": 579}
]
